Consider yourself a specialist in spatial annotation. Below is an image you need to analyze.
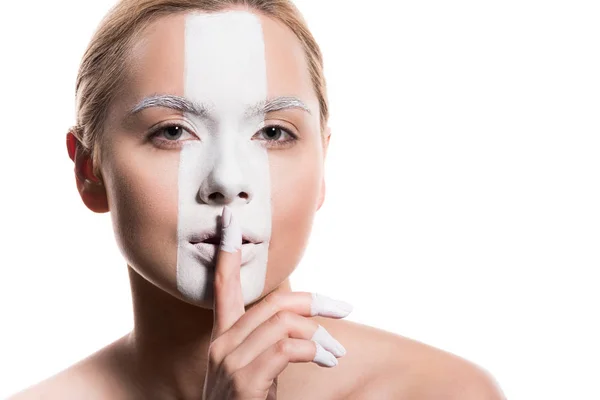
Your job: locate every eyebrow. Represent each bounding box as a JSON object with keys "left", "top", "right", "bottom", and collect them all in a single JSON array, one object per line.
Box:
[
  {"left": 128, "top": 94, "right": 311, "bottom": 119},
  {"left": 246, "top": 96, "right": 312, "bottom": 117}
]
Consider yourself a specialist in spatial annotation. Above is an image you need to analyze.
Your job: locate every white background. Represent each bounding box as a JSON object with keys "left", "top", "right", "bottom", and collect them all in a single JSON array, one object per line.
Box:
[{"left": 1, "top": 1, "right": 599, "bottom": 398}]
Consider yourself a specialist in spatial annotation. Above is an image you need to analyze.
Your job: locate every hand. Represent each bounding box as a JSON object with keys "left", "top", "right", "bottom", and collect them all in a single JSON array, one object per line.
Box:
[{"left": 202, "top": 206, "right": 353, "bottom": 400}]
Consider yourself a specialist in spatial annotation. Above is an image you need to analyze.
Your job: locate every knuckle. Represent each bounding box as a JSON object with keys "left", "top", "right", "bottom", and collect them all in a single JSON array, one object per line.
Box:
[
  {"left": 269, "top": 311, "right": 285, "bottom": 326},
  {"left": 221, "top": 354, "right": 238, "bottom": 377},
  {"left": 208, "top": 338, "right": 228, "bottom": 364},
  {"left": 275, "top": 310, "right": 294, "bottom": 325},
  {"left": 268, "top": 311, "right": 282, "bottom": 325},
  {"left": 274, "top": 338, "right": 292, "bottom": 356},
  {"left": 264, "top": 291, "right": 284, "bottom": 311},
  {"left": 208, "top": 342, "right": 222, "bottom": 364}
]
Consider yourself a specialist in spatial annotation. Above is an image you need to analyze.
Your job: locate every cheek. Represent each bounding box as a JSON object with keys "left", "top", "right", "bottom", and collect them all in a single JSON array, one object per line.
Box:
[
  {"left": 266, "top": 150, "right": 322, "bottom": 281},
  {"left": 105, "top": 146, "right": 180, "bottom": 280}
]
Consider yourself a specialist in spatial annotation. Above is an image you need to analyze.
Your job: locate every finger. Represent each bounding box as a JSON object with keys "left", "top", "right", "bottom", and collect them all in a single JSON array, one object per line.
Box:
[
  {"left": 266, "top": 376, "right": 278, "bottom": 400},
  {"left": 221, "top": 291, "right": 353, "bottom": 351},
  {"left": 212, "top": 205, "right": 244, "bottom": 339},
  {"left": 233, "top": 339, "right": 337, "bottom": 391},
  {"left": 223, "top": 311, "right": 346, "bottom": 371}
]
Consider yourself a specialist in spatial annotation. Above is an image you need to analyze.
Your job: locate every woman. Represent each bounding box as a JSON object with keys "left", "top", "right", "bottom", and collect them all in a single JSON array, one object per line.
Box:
[{"left": 12, "top": 0, "right": 504, "bottom": 398}]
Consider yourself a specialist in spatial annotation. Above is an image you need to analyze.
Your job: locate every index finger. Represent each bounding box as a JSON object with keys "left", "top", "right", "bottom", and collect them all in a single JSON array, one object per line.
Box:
[{"left": 212, "top": 205, "right": 245, "bottom": 339}]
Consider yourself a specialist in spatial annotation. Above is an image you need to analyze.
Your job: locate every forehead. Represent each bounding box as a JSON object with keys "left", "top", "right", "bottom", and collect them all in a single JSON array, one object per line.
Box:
[{"left": 124, "top": 10, "right": 316, "bottom": 111}]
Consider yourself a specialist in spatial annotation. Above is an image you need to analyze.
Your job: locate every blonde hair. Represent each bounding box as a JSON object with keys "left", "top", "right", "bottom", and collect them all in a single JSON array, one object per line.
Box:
[{"left": 72, "top": 0, "right": 329, "bottom": 178}]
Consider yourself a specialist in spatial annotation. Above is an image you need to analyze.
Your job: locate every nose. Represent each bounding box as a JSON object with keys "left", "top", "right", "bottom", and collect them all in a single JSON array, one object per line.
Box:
[{"left": 197, "top": 154, "right": 254, "bottom": 206}]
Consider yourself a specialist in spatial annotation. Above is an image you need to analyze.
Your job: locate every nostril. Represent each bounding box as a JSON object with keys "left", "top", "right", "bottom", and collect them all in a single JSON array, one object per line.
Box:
[
  {"left": 208, "top": 192, "right": 224, "bottom": 201},
  {"left": 205, "top": 191, "right": 250, "bottom": 204}
]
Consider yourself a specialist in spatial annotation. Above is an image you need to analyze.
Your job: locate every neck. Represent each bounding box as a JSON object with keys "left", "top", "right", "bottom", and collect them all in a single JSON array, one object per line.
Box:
[{"left": 124, "top": 265, "right": 292, "bottom": 399}]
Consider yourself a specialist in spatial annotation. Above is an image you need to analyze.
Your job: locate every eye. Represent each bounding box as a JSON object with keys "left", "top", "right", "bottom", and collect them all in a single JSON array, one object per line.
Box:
[
  {"left": 148, "top": 123, "right": 198, "bottom": 149},
  {"left": 253, "top": 125, "right": 298, "bottom": 149},
  {"left": 161, "top": 125, "right": 186, "bottom": 140}
]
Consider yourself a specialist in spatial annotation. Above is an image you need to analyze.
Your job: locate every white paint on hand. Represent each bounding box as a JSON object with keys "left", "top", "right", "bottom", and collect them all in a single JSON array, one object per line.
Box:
[
  {"left": 310, "top": 292, "right": 354, "bottom": 318},
  {"left": 220, "top": 205, "right": 242, "bottom": 253},
  {"left": 311, "top": 324, "right": 346, "bottom": 357},
  {"left": 313, "top": 341, "right": 338, "bottom": 367}
]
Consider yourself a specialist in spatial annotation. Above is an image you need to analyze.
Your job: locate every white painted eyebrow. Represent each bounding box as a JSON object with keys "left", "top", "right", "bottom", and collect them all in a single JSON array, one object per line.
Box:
[
  {"left": 129, "top": 94, "right": 210, "bottom": 117},
  {"left": 128, "top": 94, "right": 312, "bottom": 118},
  {"left": 246, "top": 96, "right": 312, "bottom": 117}
]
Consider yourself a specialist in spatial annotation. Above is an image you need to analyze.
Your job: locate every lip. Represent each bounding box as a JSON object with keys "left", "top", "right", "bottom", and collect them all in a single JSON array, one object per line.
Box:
[
  {"left": 191, "top": 236, "right": 254, "bottom": 245},
  {"left": 190, "top": 241, "right": 263, "bottom": 265},
  {"left": 189, "top": 230, "right": 262, "bottom": 246}
]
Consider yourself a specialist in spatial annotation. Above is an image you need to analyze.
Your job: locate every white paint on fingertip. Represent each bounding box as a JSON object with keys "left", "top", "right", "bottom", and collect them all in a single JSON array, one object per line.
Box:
[
  {"left": 220, "top": 206, "right": 242, "bottom": 253},
  {"left": 221, "top": 205, "right": 232, "bottom": 228},
  {"left": 310, "top": 293, "right": 354, "bottom": 318},
  {"left": 313, "top": 341, "right": 338, "bottom": 367},
  {"left": 311, "top": 324, "right": 346, "bottom": 357}
]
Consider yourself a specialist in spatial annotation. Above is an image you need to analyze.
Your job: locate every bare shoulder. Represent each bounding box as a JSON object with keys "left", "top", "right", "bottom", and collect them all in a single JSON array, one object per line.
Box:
[
  {"left": 305, "top": 317, "right": 506, "bottom": 400},
  {"left": 8, "top": 335, "right": 132, "bottom": 400}
]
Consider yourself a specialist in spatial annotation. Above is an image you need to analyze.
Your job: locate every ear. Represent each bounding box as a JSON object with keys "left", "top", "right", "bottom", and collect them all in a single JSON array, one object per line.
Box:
[
  {"left": 316, "top": 126, "right": 331, "bottom": 211},
  {"left": 66, "top": 131, "right": 109, "bottom": 213}
]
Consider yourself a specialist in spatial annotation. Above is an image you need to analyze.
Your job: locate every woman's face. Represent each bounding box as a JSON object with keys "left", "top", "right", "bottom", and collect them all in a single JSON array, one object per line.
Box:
[{"left": 97, "top": 9, "right": 327, "bottom": 309}]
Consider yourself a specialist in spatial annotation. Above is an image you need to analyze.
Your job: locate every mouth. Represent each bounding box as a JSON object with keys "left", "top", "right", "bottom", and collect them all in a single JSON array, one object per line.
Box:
[
  {"left": 189, "top": 233, "right": 260, "bottom": 246},
  {"left": 189, "top": 233, "right": 264, "bottom": 265}
]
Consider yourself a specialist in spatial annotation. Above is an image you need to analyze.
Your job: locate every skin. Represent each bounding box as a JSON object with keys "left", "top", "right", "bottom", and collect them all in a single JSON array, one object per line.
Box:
[{"left": 10, "top": 7, "right": 506, "bottom": 400}]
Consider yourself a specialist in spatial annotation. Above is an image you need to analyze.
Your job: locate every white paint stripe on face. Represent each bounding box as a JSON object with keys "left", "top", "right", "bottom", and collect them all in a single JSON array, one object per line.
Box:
[{"left": 176, "top": 11, "right": 271, "bottom": 306}]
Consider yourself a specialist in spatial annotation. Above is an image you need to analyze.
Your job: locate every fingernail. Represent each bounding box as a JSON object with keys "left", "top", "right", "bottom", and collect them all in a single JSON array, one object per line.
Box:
[
  {"left": 310, "top": 293, "right": 354, "bottom": 318},
  {"left": 311, "top": 325, "right": 346, "bottom": 357},
  {"left": 313, "top": 342, "right": 338, "bottom": 367},
  {"left": 220, "top": 206, "right": 241, "bottom": 253},
  {"left": 222, "top": 206, "right": 232, "bottom": 228}
]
